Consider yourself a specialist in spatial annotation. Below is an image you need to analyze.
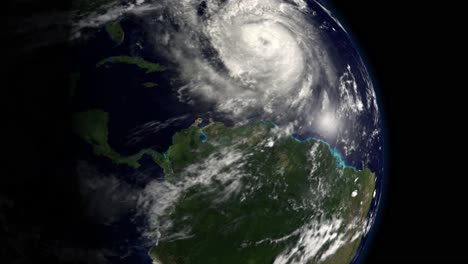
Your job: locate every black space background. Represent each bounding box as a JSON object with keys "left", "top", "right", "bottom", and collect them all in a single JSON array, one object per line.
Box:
[
  {"left": 324, "top": 0, "right": 466, "bottom": 263},
  {"left": 3, "top": 0, "right": 466, "bottom": 263}
]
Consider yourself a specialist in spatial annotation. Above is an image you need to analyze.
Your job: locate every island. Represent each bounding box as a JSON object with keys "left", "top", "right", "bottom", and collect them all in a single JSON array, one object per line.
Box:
[
  {"left": 96, "top": 56, "right": 166, "bottom": 74},
  {"left": 142, "top": 82, "right": 158, "bottom": 88}
]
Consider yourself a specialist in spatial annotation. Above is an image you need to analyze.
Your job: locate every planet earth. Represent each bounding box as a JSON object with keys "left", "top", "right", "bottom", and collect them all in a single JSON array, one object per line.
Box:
[{"left": 68, "top": 0, "right": 384, "bottom": 263}]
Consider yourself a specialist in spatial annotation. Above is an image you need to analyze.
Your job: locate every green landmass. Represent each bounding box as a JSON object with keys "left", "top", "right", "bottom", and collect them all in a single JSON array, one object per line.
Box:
[
  {"left": 320, "top": 237, "right": 362, "bottom": 264},
  {"left": 73, "top": 110, "right": 375, "bottom": 263},
  {"left": 142, "top": 82, "right": 158, "bottom": 88},
  {"left": 147, "top": 120, "right": 375, "bottom": 264},
  {"left": 72, "top": 109, "right": 169, "bottom": 169},
  {"left": 96, "top": 56, "right": 166, "bottom": 74},
  {"left": 105, "top": 20, "right": 125, "bottom": 44}
]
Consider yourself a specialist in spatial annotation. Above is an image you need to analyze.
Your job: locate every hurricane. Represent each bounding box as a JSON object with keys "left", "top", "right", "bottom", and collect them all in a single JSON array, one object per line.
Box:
[
  {"left": 157, "top": 0, "right": 338, "bottom": 125},
  {"left": 73, "top": 0, "right": 380, "bottom": 146},
  {"left": 68, "top": 1, "right": 384, "bottom": 263}
]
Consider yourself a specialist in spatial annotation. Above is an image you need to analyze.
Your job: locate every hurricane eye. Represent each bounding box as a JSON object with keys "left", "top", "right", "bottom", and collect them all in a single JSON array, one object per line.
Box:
[
  {"left": 70, "top": 0, "right": 382, "bottom": 263},
  {"left": 259, "top": 37, "right": 270, "bottom": 46}
]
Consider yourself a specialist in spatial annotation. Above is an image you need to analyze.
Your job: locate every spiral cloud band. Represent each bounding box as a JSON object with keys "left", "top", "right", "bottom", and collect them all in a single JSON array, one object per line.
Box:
[
  {"left": 168, "top": 0, "right": 336, "bottom": 122},
  {"left": 73, "top": 0, "right": 380, "bottom": 149},
  {"left": 71, "top": 1, "right": 383, "bottom": 263}
]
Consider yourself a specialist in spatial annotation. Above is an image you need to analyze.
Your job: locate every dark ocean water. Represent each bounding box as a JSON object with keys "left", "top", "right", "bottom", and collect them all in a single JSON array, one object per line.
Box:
[{"left": 73, "top": 4, "right": 385, "bottom": 262}]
